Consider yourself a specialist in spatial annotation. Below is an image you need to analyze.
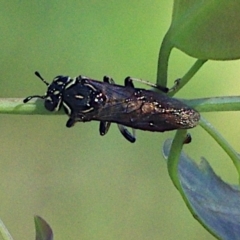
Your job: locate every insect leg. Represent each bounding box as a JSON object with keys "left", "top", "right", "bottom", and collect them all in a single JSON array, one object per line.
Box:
[
  {"left": 66, "top": 118, "right": 76, "bottom": 128},
  {"left": 125, "top": 76, "right": 169, "bottom": 93},
  {"left": 102, "top": 76, "right": 136, "bottom": 142},
  {"left": 184, "top": 133, "right": 192, "bottom": 144},
  {"left": 103, "top": 76, "right": 115, "bottom": 84},
  {"left": 99, "top": 121, "right": 111, "bottom": 136},
  {"left": 124, "top": 77, "right": 135, "bottom": 88},
  {"left": 168, "top": 78, "right": 181, "bottom": 92},
  {"left": 118, "top": 124, "right": 136, "bottom": 143},
  {"left": 98, "top": 76, "right": 114, "bottom": 137}
]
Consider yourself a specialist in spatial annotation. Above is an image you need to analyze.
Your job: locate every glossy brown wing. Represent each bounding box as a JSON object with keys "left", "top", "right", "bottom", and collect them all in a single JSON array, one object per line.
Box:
[{"left": 86, "top": 82, "right": 200, "bottom": 132}]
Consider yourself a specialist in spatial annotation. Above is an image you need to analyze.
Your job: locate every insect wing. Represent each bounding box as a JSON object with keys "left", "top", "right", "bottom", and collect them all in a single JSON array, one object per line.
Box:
[
  {"left": 88, "top": 86, "right": 199, "bottom": 132},
  {"left": 127, "top": 94, "right": 200, "bottom": 132}
]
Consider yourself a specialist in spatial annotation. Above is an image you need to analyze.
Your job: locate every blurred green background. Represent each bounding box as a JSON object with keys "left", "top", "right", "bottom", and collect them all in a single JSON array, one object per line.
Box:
[{"left": 1, "top": 1, "right": 240, "bottom": 239}]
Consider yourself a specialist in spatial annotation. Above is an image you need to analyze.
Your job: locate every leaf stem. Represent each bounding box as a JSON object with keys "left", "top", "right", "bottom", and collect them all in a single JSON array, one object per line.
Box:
[
  {"left": 157, "top": 29, "right": 207, "bottom": 94},
  {"left": 0, "top": 95, "right": 239, "bottom": 116},
  {"left": 167, "top": 130, "right": 187, "bottom": 190},
  {"left": 156, "top": 31, "right": 173, "bottom": 87},
  {"left": 184, "top": 96, "right": 240, "bottom": 112},
  {"left": 199, "top": 116, "right": 240, "bottom": 182},
  {"left": 168, "top": 59, "right": 208, "bottom": 97},
  {"left": 0, "top": 98, "right": 63, "bottom": 115}
]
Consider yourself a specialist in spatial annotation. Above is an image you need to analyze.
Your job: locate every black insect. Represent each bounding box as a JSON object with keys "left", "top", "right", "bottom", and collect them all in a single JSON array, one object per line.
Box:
[{"left": 23, "top": 72, "right": 200, "bottom": 143}]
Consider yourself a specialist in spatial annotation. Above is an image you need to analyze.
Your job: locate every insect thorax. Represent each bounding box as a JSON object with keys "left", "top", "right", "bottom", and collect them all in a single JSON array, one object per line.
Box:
[{"left": 58, "top": 76, "right": 107, "bottom": 116}]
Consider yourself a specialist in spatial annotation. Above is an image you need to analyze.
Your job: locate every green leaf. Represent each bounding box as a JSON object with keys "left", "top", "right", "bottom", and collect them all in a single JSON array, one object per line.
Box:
[
  {"left": 0, "top": 218, "right": 13, "bottom": 240},
  {"left": 163, "top": 139, "right": 240, "bottom": 240},
  {"left": 34, "top": 216, "right": 53, "bottom": 240},
  {"left": 169, "top": 0, "right": 240, "bottom": 60}
]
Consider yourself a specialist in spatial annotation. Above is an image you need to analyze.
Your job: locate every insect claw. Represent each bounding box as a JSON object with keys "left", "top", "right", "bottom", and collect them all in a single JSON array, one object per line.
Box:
[
  {"left": 99, "top": 121, "right": 111, "bottom": 135},
  {"left": 183, "top": 133, "right": 192, "bottom": 144},
  {"left": 168, "top": 78, "right": 181, "bottom": 92},
  {"left": 66, "top": 118, "right": 75, "bottom": 128}
]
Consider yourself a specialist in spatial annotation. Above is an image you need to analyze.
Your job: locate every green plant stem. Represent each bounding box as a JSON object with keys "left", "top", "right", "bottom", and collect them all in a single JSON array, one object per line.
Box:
[
  {"left": 157, "top": 30, "right": 207, "bottom": 93},
  {"left": 166, "top": 131, "right": 220, "bottom": 239},
  {"left": 1, "top": 96, "right": 240, "bottom": 115},
  {"left": 184, "top": 96, "right": 240, "bottom": 112},
  {"left": 199, "top": 116, "right": 240, "bottom": 181},
  {"left": 168, "top": 59, "right": 208, "bottom": 97},
  {"left": 0, "top": 219, "right": 13, "bottom": 240},
  {"left": 156, "top": 31, "right": 173, "bottom": 87},
  {"left": 166, "top": 131, "right": 210, "bottom": 224},
  {"left": 167, "top": 130, "right": 187, "bottom": 190},
  {"left": 0, "top": 98, "right": 63, "bottom": 115},
  {"left": 166, "top": 131, "right": 206, "bottom": 221}
]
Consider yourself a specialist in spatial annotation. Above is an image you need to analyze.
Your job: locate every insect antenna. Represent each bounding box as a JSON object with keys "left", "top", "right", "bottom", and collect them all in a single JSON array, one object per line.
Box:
[
  {"left": 23, "top": 95, "right": 45, "bottom": 103},
  {"left": 35, "top": 71, "right": 49, "bottom": 86},
  {"left": 23, "top": 71, "right": 49, "bottom": 103}
]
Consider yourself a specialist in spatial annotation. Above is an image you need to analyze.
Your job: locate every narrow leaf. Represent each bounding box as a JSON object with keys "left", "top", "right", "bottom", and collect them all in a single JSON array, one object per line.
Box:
[
  {"left": 163, "top": 139, "right": 240, "bottom": 240},
  {"left": 34, "top": 216, "right": 53, "bottom": 240}
]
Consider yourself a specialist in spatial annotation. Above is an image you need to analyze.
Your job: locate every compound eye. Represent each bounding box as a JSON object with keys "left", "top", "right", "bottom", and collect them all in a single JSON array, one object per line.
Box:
[
  {"left": 44, "top": 99, "right": 60, "bottom": 112},
  {"left": 44, "top": 84, "right": 63, "bottom": 111},
  {"left": 44, "top": 99, "right": 57, "bottom": 111}
]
